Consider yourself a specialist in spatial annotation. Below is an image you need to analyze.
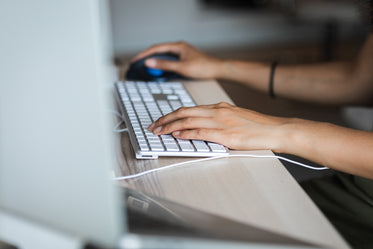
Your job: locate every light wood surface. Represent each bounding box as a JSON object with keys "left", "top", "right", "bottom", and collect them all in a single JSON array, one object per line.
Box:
[{"left": 115, "top": 79, "right": 350, "bottom": 249}]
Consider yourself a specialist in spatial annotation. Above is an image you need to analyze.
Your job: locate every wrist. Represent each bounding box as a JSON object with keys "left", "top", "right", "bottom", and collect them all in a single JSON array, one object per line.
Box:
[
  {"left": 274, "top": 118, "right": 330, "bottom": 160},
  {"left": 271, "top": 118, "right": 306, "bottom": 154},
  {"left": 214, "top": 60, "right": 271, "bottom": 91},
  {"left": 210, "top": 58, "right": 226, "bottom": 79}
]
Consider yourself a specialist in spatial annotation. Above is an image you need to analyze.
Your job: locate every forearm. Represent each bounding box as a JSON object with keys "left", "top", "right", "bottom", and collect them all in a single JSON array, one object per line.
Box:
[
  {"left": 278, "top": 119, "right": 373, "bottom": 178},
  {"left": 215, "top": 59, "right": 361, "bottom": 105},
  {"left": 275, "top": 62, "right": 367, "bottom": 105}
]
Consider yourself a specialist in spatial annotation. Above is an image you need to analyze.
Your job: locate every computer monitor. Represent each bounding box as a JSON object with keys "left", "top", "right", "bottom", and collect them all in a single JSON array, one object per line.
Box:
[{"left": 0, "top": 0, "right": 124, "bottom": 246}]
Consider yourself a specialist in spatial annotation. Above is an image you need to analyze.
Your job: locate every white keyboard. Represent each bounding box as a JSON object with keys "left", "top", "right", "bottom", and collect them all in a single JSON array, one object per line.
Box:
[{"left": 115, "top": 81, "right": 229, "bottom": 159}]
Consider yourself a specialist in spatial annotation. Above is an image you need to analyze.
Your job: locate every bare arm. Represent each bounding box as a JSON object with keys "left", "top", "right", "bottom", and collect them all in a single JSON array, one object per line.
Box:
[
  {"left": 283, "top": 118, "right": 373, "bottom": 178},
  {"left": 133, "top": 34, "right": 373, "bottom": 106},
  {"left": 148, "top": 103, "right": 373, "bottom": 179},
  {"left": 217, "top": 60, "right": 354, "bottom": 104},
  {"left": 217, "top": 34, "right": 373, "bottom": 105}
]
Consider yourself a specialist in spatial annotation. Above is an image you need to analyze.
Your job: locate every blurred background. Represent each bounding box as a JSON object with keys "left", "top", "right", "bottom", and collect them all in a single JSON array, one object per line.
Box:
[
  {"left": 110, "top": 0, "right": 373, "bottom": 181},
  {"left": 111, "top": 0, "right": 368, "bottom": 58}
]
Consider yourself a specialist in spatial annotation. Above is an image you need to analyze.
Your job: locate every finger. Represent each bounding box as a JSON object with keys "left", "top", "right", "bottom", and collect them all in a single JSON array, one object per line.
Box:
[
  {"left": 172, "top": 128, "right": 226, "bottom": 145},
  {"left": 145, "top": 59, "right": 181, "bottom": 72},
  {"left": 149, "top": 106, "right": 213, "bottom": 131},
  {"left": 153, "top": 117, "right": 221, "bottom": 135},
  {"left": 131, "top": 42, "right": 184, "bottom": 62}
]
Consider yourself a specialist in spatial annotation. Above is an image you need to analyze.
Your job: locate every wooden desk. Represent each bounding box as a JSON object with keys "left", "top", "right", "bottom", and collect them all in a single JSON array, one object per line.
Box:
[{"left": 115, "top": 79, "right": 349, "bottom": 249}]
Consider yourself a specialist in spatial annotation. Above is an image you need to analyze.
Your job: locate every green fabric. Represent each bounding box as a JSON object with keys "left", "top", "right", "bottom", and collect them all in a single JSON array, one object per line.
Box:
[{"left": 301, "top": 173, "right": 373, "bottom": 249}]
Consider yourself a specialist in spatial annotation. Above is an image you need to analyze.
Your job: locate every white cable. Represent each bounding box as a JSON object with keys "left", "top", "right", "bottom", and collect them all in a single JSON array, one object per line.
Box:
[
  {"left": 113, "top": 120, "right": 128, "bottom": 133},
  {"left": 114, "top": 127, "right": 129, "bottom": 133},
  {"left": 108, "top": 109, "right": 129, "bottom": 133},
  {"left": 113, "top": 154, "right": 329, "bottom": 181}
]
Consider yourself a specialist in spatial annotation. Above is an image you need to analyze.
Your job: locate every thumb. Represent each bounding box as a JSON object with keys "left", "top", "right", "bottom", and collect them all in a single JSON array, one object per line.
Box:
[{"left": 145, "top": 58, "right": 181, "bottom": 73}]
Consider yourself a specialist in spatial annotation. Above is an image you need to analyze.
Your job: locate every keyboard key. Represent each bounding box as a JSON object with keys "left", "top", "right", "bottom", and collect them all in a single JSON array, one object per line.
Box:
[
  {"left": 150, "top": 88, "right": 161, "bottom": 94},
  {"left": 138, "top": 139, "right": 147, "bottom": 145},
  {"left": 208, "top": 142, "right": 226, "bottom": 152},
  {"left": 150, "top": 145, "right": 164, "bottom": 151},
  {"left": 167, "top": 95, "right": 179, "bottom": 100},
  {"left": 183, "top": 103, "right": 196, "bottom": 107},
  {"left": 142, "top": 95, "right": 154, "bottom": 102},
  {"left": 165, "top": 144, "right": 179, "bottom": 151},
  {"left": 160, "top": 134, "right": 175, "bottom": 143},
  {"left": 139, "top": 144, "right": 149, "bottom": 151},
  {"left": 192, "top": 140, "right": 210, "bottom": 152},
  {"left": 177, "top": 138, "right": 191, "bottom": 144},
  {"left": 179, "top": 143, "right": 195, "bottom": 152},
  {"left": 169, "top": 100, "right": 182, "bottom": 110},
  {"left": 147, "top": 137, "right": 161, "bottom": 143},
  {"left": 177, "top": 139, "right": 195, "bottom": 152}
]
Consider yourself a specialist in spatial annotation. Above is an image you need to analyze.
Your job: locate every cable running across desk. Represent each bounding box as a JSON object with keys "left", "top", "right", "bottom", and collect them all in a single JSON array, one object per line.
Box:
[{"left": 113, "top": 154, "right": 329, "bottom": 181}]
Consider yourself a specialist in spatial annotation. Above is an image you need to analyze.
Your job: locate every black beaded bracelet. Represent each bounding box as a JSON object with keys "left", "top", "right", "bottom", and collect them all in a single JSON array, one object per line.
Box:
[{"left": 269, "top": 61, "right": 278, "bottom": 99}]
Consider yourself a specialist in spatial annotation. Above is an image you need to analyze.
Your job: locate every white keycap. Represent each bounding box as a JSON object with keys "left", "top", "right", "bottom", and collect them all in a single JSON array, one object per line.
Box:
[
  {"left": 169, "top": 100, "right": 182, "bottom": 110},
  {"left": 165, "top": 144, "right": 179, "bottom": 151},
  {"left": 150, "top": 145, "right": 164, "bottom": 151},
  {"left": 148, "top": 137, "right": 161, "bottom": 143},
  {"left": 139, "top": 144, "right": 149, "bottom": 151},
  {"left": 177, "top": 140, "right": 194, "bottom": 152},
  {"left": 150, "top": 88, "right": 161, "bottom": 94},
  {"left": 177, "top": 138, "right": 191, "bottom": 144},
  {"left": 142, "top": 95, "right": 154, "bottom": 102},
  {"left": 192, "top": 140, "right": 210, "bottom": 152},
  {"left": 179, "top": 144, "right": 195, "bottom": 152},
  {"left": 137, "top": 139, "right": 146, "bottom": 144},
  {"left": 167, "top": 95, "right": 179, "bottom": 100},
  {"left": 161, "top": 134, "right": 175, "bottom": 142},
  {"left": 208, "top": 143, "right": 226, "bottom": 152}
]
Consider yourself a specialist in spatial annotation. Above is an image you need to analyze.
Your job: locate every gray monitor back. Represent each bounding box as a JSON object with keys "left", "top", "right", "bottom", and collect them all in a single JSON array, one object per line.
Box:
[{"left": 0, "top": 0, "right": 124, "bottom": 246}]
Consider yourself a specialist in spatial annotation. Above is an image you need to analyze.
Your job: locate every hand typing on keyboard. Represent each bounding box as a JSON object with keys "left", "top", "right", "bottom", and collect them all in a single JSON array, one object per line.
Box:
[
  {"left": 148, "top": 101, "right": 288, "bottom": 152},
  {"left": 115, "top": 81, "right": 228, "bottom": 159}
]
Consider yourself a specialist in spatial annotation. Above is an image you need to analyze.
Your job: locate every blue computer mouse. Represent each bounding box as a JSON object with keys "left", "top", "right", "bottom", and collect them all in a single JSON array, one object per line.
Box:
[{"left": 126, "top": 53, "right": 185, "bottom": 81}]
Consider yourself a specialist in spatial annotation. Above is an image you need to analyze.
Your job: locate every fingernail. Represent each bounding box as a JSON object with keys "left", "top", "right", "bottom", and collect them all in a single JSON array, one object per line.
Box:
[
  {"left": 154, "top": 126, "right": 162, "bottom": 134},
  {"left": 145, "top": 59, "right": 157, "bottom": 67},
  {"left": 148, "top": 123, "right": 155, "bottom": 131},
  {"left": 173, "top": 131, "right": 180, "bottom": 136}
]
